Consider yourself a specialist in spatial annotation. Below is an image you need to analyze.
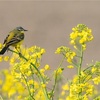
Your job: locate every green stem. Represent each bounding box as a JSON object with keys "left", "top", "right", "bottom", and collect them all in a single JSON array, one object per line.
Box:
[
  {"left": 50, "top": 56, "right": 65, "bottom": 100},
  {"left": 20, "top": 70, "right": 35, "bottom": 100},
  {"left": 59, "top": 56, "right": 66, "bottom": 67},
  {"left": 77, "top": 46, "right": 83, "bottom": 98},
  {"left": 9, "top": 49, "right": 49, "bottom": 100},
  {"left": 29, "top": 65, "right": 35, "bottom": 96},
  {"left": 78, "top": 46, "right": 83, "bottom": 78}
]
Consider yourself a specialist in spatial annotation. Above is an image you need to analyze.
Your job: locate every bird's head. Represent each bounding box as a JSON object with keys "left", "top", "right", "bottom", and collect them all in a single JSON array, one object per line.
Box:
[{"left": 16, "top": 26, "right": 28, "bottom": 31}]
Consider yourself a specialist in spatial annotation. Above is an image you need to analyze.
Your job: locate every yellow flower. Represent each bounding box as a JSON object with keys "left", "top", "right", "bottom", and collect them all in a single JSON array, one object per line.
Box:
[
  {"left": 0, "top": 56, "right": 3, "bottom": 62},
  {"left": 10, "top": 57, "right": 16, "bottom": 65},
  {"left": 44, "top": 64, "right": 50, "bottom": 70},
  {"left": 8, "top": 87, "right": 16, "bottom": 97},
  {"left": 30, "top": 88, "right": 35, "bottom": 93},
  {"left": 55, "top": 67, "right": 63, "bottom": 76},
  {"left": 70, "top": 40, "right": 75, "bottom": 45},
  {"left": 0, "top": 79, "right": 2, "bottom": 85},
  {"left": 41, "top": 49, "right": 45, "bottom": 54},
  {"left": 4, "top": 56, "right": 9, "bottom": 61},
  {"left": 70, "top": 32, "right": 78, "bottom": 40},
  {"left": 62, "top": 84, "right": 69, "bottom": 90},
  {"left": 28, "top": 80, "right": 34, "bottom": 85},
  {"left": 86, "top": 84, "right": 94, "bottom": 95},
  {"left": 67, "top": 58, "right": 72, "bottom": 63},
  {"left": 41, "top": 82, "right": 46, "bottom": 88},
  {"left": 55, "top": 48, "right": 61, "bottom": 54},
  {"left": 67, "top": 65, "right": 74, "bottom": 68},
  {"left": 70, "top": 24, "right": 93, "bottom": 50},
  {"left": 93, "top": 76, "right": 100, "bottom": 85},
  {"left": 91, "top": 67, "right": 97, "bottom": 73},
  {"left": 17, "top": 95, "right": 22, "bottom": 99},
  {"left": 40, "top": 69, "right": 45, "bottom": 73},
  {"left": 66, "top": 95, "right": 77, "bottom": 100},
  {"left": 83, "top": 94, "right": 88, "bottom": 100},
  {"left": 65, "top": 51, "right": 76, "bottom": 64},
  {"left": 61, "top": 91, "right": 65, "bottom": 96},
  {"left": 34, "top": 81, "right": 39, "bottom": 89}
]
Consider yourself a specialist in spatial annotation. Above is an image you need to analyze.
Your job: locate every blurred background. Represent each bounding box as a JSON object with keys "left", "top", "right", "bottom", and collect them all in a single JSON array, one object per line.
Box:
[{"left": 0, "top": 1, "right": 100, "bottom": 79}]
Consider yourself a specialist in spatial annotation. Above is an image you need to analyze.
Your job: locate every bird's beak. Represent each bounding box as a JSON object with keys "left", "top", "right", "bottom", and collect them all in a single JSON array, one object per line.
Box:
[
  {"left": 23, "top": 28, "right": 28, "bottom": 31},
  {"left": 24, "top": 29, "right": 28, "bottom": 31}
]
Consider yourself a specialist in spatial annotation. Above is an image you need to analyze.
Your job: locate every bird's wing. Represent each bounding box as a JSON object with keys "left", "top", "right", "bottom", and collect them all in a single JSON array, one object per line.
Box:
[
  {"left": 4, "top": 32, "right": 24, "bottom": 46},
  {"left": 3, "top": 32, "right": 14, "bottom": 44},
  {"left": 6, "top": 33, "right": 24, "bottom": 46}
]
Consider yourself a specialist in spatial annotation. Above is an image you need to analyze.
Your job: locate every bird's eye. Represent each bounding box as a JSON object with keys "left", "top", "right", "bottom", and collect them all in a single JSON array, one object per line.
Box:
[
  {"left": 18, "top": 28, "right": 22, "bottom": 31},
  {"left": 18, "top": 29, "right": 21, "bottom": 31}
]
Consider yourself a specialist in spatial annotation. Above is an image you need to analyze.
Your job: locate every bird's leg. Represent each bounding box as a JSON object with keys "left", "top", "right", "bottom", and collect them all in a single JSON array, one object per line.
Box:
[
  {"left": 15, "top": 46, "right": 22, "bottom": 57},
  {"left": 7, "top": 47, "right": 10, "bottom": 52}
]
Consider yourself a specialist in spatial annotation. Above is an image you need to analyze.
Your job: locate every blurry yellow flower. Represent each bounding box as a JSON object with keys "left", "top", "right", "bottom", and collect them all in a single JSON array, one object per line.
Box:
[
  {"left": 61, "top": 91, "right": 65, "bottom": 96},
  {"left": 93, "top": 76, "right": 100, "bottom": 85},
  {"left": 0, "top": 56, "right": 3, "bottom": 62},
  {"left": 62, "top": 84, "right": 69, "bottom": 90},
  {"left": 17, "top": 95, "right": 22, "bottom": 99},
  {"left": 30, "top": 88, "right": 35, "bottom": 93},
  {"left": 40, "top": 69, "right": 45, "bottom": 73},
  {"left": 67, "top": 65, "right": 74, "bottom": 68},
  {"left": 44, "top": 64, "right": 50, "bottom": 70},
  {"left": 4, "top": 56, "right": 9, "bottom": 61},
  {"left": 34, "top": 81, "right": 39, "bottom": 89},
  {"left": 83, "top": 94, "right": 88, "bottom": 100},
  {"left": 28, "top": 80, "right": 34, "bottom": 85},
  {"left": 55, "top": 48, "right": 61, "bottom": 54},
  {"left": 91, "top": 67, "right": 97, "bottom": 73},
  {"left": 41, "top": 49, "right": 45, "bottom": 54},
  {"left": 41, "top": 82, "right": 46, "bottom": 88},
  {"left": 67, "top": 58, "right": 72, "bottom": 63},
  {"left": 66, "top": 95, "right": 77, "bottom": 100},
  {"left": 0, "top": 80, "right": 3, "bottom": 85},
  {"left": 70, "top": 40, "right": 75, "bottom": 45},
  {"left": 8, "top": 87, "right": 16, "bottom": 97},
  {"left": 86, "top": 84, "right": 94, "bottom": 95},
  {"left": 10, "top": 57, "right": 16, "bottom": 65}
]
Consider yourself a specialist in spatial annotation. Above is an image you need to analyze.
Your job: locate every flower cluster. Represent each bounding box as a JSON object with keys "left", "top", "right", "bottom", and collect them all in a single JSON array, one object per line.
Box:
[
  {"left": 11, "top": 46, "right": 45, "bottom": 78},
  {"left": 55, "top": 46, "right": 76, "bottom": 68},
  {"left": 0, "top": 70, "right": 27, "bottom": 99},
  {"left": 59, "top": 61, "right": 100, "bottom": 100},
  {"left": 70, "top": 24, "right": 93, "bottom": 50},
  {"left": 0, "top": 46, "right": 52, "bottom": 100}
]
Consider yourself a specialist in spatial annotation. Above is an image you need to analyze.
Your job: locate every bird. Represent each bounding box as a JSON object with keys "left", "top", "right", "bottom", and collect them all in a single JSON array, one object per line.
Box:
[{"left": 0, "top": 26, "right": 27, "bottom": 55}]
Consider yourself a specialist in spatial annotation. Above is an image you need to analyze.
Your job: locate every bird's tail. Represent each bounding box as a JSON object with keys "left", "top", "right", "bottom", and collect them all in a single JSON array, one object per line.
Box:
[{"left": 0, "top": 45, "right": 9, "bottom": 55}]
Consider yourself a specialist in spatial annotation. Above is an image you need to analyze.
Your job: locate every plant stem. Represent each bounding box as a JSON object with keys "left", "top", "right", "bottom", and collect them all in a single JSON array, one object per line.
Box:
[
  {"left": 50, "top": 56, "right": 65, "bottom": 100},
  {"left": 20, "top": 70, "right": 35, "bottom": 100},
  {"left": 77, "top": 46, "right": 83, "bottom": 98},
  {"left": 78, "top": 46, "right": 83, "bottom": 79}
]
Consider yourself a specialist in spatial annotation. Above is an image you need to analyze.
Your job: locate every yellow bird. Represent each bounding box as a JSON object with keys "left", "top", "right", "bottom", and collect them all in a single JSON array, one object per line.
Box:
[{"left": 0, "top": 27, "right": 27, "bottom": 55}]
